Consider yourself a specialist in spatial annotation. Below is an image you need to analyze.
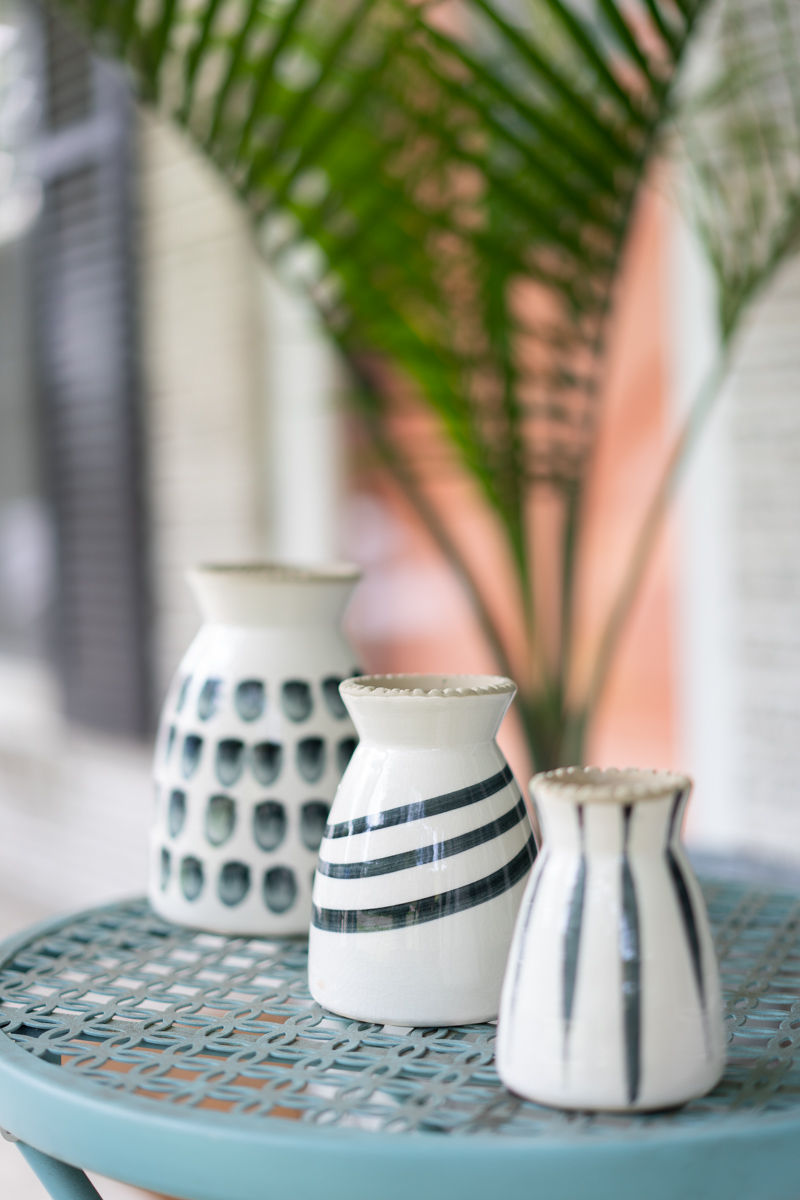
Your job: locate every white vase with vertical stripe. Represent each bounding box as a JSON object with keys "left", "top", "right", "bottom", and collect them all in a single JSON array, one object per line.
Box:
[
  {"left": 307, "top": 674, "right": 537, "bottom": 1027},
  {"left": 497, "top": 767, "right": 726, "bottom": 1111}
]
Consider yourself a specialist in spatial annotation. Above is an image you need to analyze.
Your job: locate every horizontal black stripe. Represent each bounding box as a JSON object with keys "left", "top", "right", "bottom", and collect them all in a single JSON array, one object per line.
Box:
[
  {"left": 323, "top": 763, "right": 515, "bottom": 841},
  {"left": 318, "top": 797, "right": 529, "bottom": 880},
  {"left": 311, "top": 835, "right": 536, "bottom": 934}
]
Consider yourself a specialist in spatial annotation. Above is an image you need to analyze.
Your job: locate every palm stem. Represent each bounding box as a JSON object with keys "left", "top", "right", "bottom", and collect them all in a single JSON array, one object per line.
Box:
[
  {"left": 557, "top": 480, "right": 580, "bottom": 708},
  {"left": 581, "top": 342, "right": 730, "bottom": 724},
  {"left": 345, "top": 360, "right": 516, "bottom": 684}
]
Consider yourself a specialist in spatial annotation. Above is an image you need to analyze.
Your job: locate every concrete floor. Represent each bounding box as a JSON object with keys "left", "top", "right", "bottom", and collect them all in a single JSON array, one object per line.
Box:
[
  {"left": 0, "top": 888, "right": 170, "bottom": 1200},
  {"left": 0, "top": 660, "right": 164, "bottom": 1199}
]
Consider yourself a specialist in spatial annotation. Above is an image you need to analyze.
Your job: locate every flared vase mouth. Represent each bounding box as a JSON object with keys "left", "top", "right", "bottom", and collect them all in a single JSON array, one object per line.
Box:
[
  {"left": 191, "top": 562, "right": 361, "bottom": 584},
  {"left": 186, "top": 561, "right": 360, "bottom": 627},
  {"left": 531, "top": 765, "right": 692, "bottom": 805},
  {"left": 341, "top": 673, "right": 516, "bottom": 698}
]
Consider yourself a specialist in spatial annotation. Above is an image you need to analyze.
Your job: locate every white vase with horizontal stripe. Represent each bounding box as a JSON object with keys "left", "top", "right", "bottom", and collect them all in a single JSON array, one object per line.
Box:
[
  {"left": 307, "top": 674, "right": 537, "bottom": 1026},
  {"left": 149, "top": 563, "right": 361, "bottom": 934},
  {"left": 497, "top": 767, "right": 726, "bottom": 1111}
]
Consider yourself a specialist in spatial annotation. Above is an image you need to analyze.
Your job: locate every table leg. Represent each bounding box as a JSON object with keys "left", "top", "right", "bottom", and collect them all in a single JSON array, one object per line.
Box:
[{"left": 17, "top": 1142, "right": 103, "bottom": 1200}]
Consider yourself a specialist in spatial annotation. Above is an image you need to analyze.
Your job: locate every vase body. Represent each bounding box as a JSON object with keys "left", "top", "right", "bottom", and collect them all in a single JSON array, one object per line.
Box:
[
  {"left": 149, "top": 564, "right": 360, "bottom": 934},
  {"left": 497, "top": 767, "right": 726, "bottom": 1111},
  {"left": 308, "top": 674, "right": 537, "bottom": 1026}
]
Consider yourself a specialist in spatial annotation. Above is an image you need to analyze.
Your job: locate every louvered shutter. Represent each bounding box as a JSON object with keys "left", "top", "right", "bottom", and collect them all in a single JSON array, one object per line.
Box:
[{"left": 34, "top": 8, "right": 150, "bottom": 735}]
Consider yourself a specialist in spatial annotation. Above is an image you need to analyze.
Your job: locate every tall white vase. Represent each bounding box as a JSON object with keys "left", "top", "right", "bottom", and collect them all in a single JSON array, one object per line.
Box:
[
  {"left": 308, "top": 674, "right": 537, "bottom": 1026},
  {"left": 149, "top": 564, "right": 360, "bottom": 934},
  {"left": 497, "top": 767, "right": 726, "bottom": 1111}
]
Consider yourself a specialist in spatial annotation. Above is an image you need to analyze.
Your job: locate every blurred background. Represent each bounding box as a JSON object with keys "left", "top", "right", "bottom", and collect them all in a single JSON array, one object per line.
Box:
[
  {"left": 1, "top": 0, "right": 800, "bottom": 931},
  {"left": 2, "top": 0, "right": 800, "bottom": 1178},
  {"left": 1, "top": 0, "right": 800, "bottom": 1192}
]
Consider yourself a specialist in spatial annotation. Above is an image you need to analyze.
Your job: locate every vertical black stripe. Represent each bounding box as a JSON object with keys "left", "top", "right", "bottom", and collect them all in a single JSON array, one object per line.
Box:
[
  {"left": 508, "top": 850, "right": 548, "bottom": 1026},
  {"left": 666, "top": 854, "right": 704, "bottom": 1005},
  {"left": 666, "top": 788, "right": 708, "bottom": 1051},
  {"left": 562, "top": 805, "right": 586, "bottom": 1058},
  {"left": 620, "top": 804, "right": 641, "bottom": 1105}
]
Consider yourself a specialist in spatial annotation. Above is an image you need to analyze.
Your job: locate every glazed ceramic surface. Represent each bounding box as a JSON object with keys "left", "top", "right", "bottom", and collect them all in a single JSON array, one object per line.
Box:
[
  {"left": 149, "top": 564, "right": 361, "bottom": 934},
  {"left": 307, "top": 674, "right": 537, "bottom": 1026},
  {"left": 497, "top": 767, "right": 726, "bottom": 1112}
]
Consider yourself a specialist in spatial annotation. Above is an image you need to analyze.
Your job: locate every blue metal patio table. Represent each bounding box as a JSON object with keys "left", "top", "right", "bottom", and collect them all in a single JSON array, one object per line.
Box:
[{"left": 0, "top": 882, "right": 799, "bottom": 1200}]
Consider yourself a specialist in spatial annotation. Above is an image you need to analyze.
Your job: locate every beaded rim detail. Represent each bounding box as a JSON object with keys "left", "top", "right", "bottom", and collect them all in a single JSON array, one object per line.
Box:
[
  {"left": 340, "top": 673, "right": 516, "bottom": 698},
  {"left": 532, "top": 765, "right": 692, "bottom": 805}
]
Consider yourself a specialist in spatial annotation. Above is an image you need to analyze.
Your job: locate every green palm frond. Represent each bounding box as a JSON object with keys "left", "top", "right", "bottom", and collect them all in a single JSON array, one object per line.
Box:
[
  {"left": 48, "top": 0, "right": 800, "bottom": 769},
  {"left": 678, "top": 0, "right": 800, "bottom": 335}
]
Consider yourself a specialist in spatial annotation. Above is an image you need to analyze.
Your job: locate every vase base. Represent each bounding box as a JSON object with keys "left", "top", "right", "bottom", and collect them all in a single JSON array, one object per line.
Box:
[
  {"left": 308, "top": 877, "right": 528, "bottom": 1028},
  {"left": 498, "top": 1062, "right": 726, "bottom": 1114}
]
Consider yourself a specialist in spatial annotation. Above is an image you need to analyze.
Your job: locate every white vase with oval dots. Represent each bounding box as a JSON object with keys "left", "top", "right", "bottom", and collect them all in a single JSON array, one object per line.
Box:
[
  {"left": 149, "top": 564, "right": 361, "bottom": 934},
  {"left": 497, "top": 767, "right": 726, "bottom": 1112},
  {"left": 307, "top": 674, "right": 537, "bottom": 1026}
]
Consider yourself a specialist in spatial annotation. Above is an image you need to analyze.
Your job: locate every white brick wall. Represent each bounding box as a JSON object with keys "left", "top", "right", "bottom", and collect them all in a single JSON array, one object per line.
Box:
[
  {"left": 675, "top": 219, "right": 800, "bottom": 867},
  {"left": 138, "top": 112, "right": 268, "bottom": 705}
]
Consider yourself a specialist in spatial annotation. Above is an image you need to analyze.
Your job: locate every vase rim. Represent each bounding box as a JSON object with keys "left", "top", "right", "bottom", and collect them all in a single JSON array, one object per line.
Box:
[
  {"left": 341, "top": 673, "right": 516, "bottom": 698},
  {"left": 191, "top": 561, "right": 361, "bottom": 584},
  {"left": 531, "top": 765, "right": 691, "bottom": 805}
]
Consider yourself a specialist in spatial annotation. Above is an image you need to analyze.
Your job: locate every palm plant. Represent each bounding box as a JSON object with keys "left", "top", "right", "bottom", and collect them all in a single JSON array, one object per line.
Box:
[{"left": 48, "top": 0, "right": 800, "bottom": 769}]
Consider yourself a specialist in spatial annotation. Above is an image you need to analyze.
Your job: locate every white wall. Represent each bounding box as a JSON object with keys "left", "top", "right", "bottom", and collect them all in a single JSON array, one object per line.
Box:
[
  {"left": 260, "top": 269, "right": 343, "bottom": 566},
  {"left": 139, "top": 113, "right": 265, "bottom": 702},
  {"left": 139, "top": 113, "right": 342, "bottom": 707},
  {"left": 672, "top": 210, "right": 800, "bottom": 867}
]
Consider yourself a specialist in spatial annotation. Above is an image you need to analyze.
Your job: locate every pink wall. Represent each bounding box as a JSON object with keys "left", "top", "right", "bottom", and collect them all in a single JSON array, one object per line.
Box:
[{"left": 343, "top": 182, "right": 678, "bottom": 787}]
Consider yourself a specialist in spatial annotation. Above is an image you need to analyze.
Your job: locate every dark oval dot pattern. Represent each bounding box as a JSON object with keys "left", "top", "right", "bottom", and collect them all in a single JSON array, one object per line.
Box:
[
  {"left": 164, "top": 672, "right": 358, "bottom": 916},
  {"left": 160, "top": 848, "right": 171, "bottom": 890},
  {"left": 235, "top": 679, "right": 265, "bottom": 722},
  {"left": 253, "top": 800, "right": 287, "bottom": 851},
  {"left": 322, "top": 677, "right": 347, "bottom": 720},
  {"left": 297, "top": 737, "right": 325, "bottom": 783},
  {"left": 251, "top": 741, "right": 283, "bottom": 785},
  {"left": 181, "top": 735, "right": 203, "bottom": 779},
  {"left": 216, "top": 739, "right": 245, "bottom": 787},
  {"left": 300, "top": 801, "right": 330, "bottom": 851},
  {"left": 264, "top": 866, "right": 297, "bottom": 914},
  {"left": 165, "top": 844, "right": 304, "bottom": 913},
  {"left": 181, "top": 856, "right": 204, "bottom": 901},
  {"left": 206, "top": 794, "right": 235, "bottom": 846},
  {"left": 168, "top": 789, "right": 186, "bottom": 838},
  {"left": 173, "top": 674, "right": 355, "bottom": 727},
  {"left": 282, "top": 680, "right": 313, "bottom": 722},
  {"left": 218, "top": 861, "right": 250, "bottom": 907},
  {"left": 337, "top": 737, "right": 358, "bottom": 775},
  {"left": 172, "top": 734, "right": 357, "bottom": 787},
  {"left": 164, "top": 724, "right": 176, "bottom": 762},
  {"left": 197, "top": 678, "right": 222, "bottom": 721},
  {"left": 176, "top": 674, "right": 192, "bottom": 713}
]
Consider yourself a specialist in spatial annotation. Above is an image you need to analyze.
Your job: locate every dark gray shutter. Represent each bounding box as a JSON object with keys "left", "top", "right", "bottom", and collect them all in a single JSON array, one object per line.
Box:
[{"left": 33, "top": 8, "right": 151, "bottom": 735}]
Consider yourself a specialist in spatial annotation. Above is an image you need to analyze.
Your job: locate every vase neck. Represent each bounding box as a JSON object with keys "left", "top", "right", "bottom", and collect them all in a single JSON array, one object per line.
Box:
[
  {"left": 342, "top": 686, "right": 515, "bottom": 749},
  {"left": 187, "top": 565, "right": 359, "bottom": 629},
  {"left": 533, "top": 787, "right": 690, "bottom": 857}
]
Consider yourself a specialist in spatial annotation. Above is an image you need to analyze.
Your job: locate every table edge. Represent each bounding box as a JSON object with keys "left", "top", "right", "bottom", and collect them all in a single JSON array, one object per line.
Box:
[{"left": 1, "top": 895, "right": 799, "bottom": 1200}]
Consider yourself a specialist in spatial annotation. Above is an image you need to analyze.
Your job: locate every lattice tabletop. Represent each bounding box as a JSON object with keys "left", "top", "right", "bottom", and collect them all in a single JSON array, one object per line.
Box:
[{"left": 0, "top": 881, "right": 799, "bottom": 1200}]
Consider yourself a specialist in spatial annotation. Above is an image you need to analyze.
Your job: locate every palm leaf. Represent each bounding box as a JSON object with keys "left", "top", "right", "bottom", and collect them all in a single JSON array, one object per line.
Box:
[
  {"left": 677, "top": 0, "right": 800, "bottom": 334},
  {"left": 49, "top": 0, "right": 799, "bottom": 769},
  {"left": 582, "top": 0, "right": 800, "bottom": 732}
]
